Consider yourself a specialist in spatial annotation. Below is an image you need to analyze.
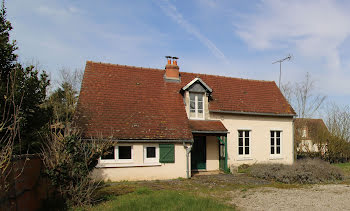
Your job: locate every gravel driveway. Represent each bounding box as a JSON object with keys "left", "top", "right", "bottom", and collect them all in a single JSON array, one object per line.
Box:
[{"left": 230, "top": 184, "right": 350, "bottom": 211}]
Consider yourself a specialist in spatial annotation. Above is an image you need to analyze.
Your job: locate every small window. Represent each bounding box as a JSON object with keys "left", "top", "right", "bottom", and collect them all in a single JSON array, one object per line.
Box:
[
  {"left": 271, "top": 131, "right": 281, "bottom": 155},
  {"left": 118, "top": 146, "right": 132, "bottom": 159},
  {"left": 238, "top": 130, "right": 250, "bottom": 155},
  {"left": 189, "top": 93, "right": 204, "bottom": 119},
  {"left": 302, "top": 127, "right": 307, "bottom": 138},
  {"left": 101, "top": 146, "right": 115, "bottom": 160},
  {"left": 144, "top": 145, "right": 159, "bottom": 163},
  {"left": 147, "top": 147, "right": 156, "bottom": 158}
]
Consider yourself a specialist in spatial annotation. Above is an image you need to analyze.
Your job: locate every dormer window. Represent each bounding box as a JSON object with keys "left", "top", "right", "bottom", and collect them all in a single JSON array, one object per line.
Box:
[
  {"left": 189, "top": 93, "right": 204, "bottom": 119},
  {"left": 302, "top": 127, "right": 307, "bottom": 138},
  {"left": 182, "top": 77, "right": 212, "bottom": 120}
]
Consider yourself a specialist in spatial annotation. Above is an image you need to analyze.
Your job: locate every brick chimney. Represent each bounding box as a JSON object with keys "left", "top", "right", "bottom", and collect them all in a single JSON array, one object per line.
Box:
[{"left": 165, "top": 56, "right": 180, "bottom": 81}]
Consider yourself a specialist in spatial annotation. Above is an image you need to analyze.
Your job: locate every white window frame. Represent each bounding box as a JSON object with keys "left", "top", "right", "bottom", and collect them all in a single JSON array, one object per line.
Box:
[
  {"left": 99, "top": 144, "right": 133, "bottom": 164},
  {"left": 99, "top": 145, "right": 117, "bottom": 164},
  {"left": 238, "top": 130, "right": 251, "bottom": 157},
  {"left": 143, "top": 144, "right": 159, "bottom": 164},
  {"left": 189, "top": 92, "right": 204, "bottom": 120},
  {"left": 270, "top": 130, "right": 282, "bottom": 157},
  {"left": 116, "top": 144, "right": 133, "bottom": 163}
]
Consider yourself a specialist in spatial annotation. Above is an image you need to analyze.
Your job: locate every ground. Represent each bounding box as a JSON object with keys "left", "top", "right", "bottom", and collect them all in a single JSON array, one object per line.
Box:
[
  {"left": 230, "top": 184, "right": 350, "bottom": 211},
  {"left": 87, "top": 163, "right": 350, "bottom": 211}
]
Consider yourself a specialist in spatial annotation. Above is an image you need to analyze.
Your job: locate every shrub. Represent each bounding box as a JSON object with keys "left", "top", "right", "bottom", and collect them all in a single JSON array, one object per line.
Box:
[
  {"left": 41, "top": 132, "right": 112, "bottom": 207},
  {"left": 249, "top": 159, "right": 344, "bottom": 184}
]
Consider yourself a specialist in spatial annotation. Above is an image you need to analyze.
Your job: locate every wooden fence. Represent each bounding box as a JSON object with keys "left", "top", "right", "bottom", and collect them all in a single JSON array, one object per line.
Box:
[{"left": 0, "top": 155, "right": 52, "bottom": 211}]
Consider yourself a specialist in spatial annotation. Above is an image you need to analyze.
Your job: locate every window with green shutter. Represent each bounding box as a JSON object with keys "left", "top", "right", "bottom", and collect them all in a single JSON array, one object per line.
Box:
[{"left": 159, "top": 144, "right": 175, "bottom": 163}]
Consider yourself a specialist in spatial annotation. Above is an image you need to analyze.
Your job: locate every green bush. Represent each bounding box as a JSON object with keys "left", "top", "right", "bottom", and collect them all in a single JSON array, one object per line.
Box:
[
  {"left": 42, "top": 133, "right": 112, "bottom": 207},
  {"left": 249, "top": 159, "right": 344, "bottom": 184}
]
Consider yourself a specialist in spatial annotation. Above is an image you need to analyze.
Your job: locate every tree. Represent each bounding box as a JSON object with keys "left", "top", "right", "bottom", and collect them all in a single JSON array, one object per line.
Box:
[
  {"left": 324, "top": 103, "right": 350, "bottom": 142},
  {"left": 0, "top": 1, "right": 51, "bottom": 154},
  {"left": 47, "top": 68, "right": 83, "bottom": 130},
  {"left": 281, "top": 73, "right": 326, "bottom": 118},
  {"left": 0, "top": 0, "right": 17, "bottom": 83},
  {"left": 41, "top": 129, "right": 112, "bottom": 207}
]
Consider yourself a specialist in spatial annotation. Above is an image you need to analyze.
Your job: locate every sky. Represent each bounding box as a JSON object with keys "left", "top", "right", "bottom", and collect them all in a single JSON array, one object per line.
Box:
[{"left": 6, "top": 0, "right": 350, "bottom": 110}]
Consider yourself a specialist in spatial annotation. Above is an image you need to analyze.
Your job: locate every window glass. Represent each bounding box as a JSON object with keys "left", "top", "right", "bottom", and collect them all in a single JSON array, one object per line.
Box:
[
  {"left": 189, "top": 92, "right": 204, "bottom": 119},
  {"left": 119, "top": 146, "right": 131, "bottom": 159},
  {"left": 271, "top": 131, "right": 282, "bottom": 155},
  {"left": 238, "top": 130, "right": 250, "bottom": 155},
  {"left": 238, "top": 137, "right": 243, "bottom": 146},
  {"left": 101, "top": 146, "right": 115, "bottom": 160},
  {"left": 146, "top": 147, "right": 156, "bottom": 158}
]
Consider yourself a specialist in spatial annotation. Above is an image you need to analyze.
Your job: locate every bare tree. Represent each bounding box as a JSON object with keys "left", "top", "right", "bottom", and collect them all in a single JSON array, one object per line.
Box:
[
  {"left": 281, "top": 72, "right": 326, "bottom": 118},
  {"left": 325, "top": 102, "right": 350, "bottom": 142},
  {"left": 0, "top": 70, "right": 22, "bottom": 194},
  {"left": 58, "top": 68, "right": 84, "bottom": 92}
]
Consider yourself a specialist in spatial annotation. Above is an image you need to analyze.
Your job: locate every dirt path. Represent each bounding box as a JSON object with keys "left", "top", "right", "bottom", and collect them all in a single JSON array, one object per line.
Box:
[{"left": 230, "top": 184, "right": 350, "bottom": 211}]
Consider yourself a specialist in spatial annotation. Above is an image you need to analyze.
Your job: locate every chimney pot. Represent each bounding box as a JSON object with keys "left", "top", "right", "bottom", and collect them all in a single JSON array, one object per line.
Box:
[{"left": 164, "top": 56, "right": 180, "bottom": 81}]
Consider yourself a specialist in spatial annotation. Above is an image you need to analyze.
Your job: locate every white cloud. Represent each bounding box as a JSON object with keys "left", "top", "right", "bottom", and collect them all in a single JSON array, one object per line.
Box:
[
  {"left": 235, "top": 0, "right": 350, "bottom": 70},
  {"left": 155, "top": 0, "right": 229, "bottom": 64}
]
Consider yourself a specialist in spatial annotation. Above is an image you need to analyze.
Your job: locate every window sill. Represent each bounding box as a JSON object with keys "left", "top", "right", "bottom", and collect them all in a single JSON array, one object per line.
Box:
[
  {"left": 96, "top": 163, "right": 162, "bottom": 168},
  {"left": 189, "top": 118, "right": 205, "bottom": 120},
  {"left": 269, "top": 157, "right": 283, "bottom": 160},
  {"left": 236, "top": 157, "right": 253, "bottom": 161}
]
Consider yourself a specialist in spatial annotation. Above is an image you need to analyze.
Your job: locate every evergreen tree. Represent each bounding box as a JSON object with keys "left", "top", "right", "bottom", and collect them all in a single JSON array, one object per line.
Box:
[
  {"left": 0, "top": 0, "right": 17, "bottom": 82},
  {"left": 0, "top": 1, "right": 51, "bottom": 153}
]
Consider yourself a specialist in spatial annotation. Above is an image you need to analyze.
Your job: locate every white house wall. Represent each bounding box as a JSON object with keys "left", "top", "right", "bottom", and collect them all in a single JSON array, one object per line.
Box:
[
  {"left": 92, "top": 143, "right": 189, "bottom": 181},
  {"left": 210, "top": 113, "right": 294, "bottom": 167}
]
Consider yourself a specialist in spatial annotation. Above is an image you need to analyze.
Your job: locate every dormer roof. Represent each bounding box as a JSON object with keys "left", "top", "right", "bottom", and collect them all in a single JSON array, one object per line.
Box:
[{"left": 182, "top": 77, "right": 213, "bottom": 93}]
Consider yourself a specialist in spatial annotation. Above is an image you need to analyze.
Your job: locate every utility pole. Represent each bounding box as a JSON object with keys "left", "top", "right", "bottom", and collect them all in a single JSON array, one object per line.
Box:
[{"left": 273, "top": 54, "right": 292, "bottom": 88}]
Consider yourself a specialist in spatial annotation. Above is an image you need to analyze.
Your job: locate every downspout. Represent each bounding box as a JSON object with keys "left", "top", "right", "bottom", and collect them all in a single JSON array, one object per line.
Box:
[
  {"left": 183, "top": 142, "right": 193, "bottom": 179},
  {"left": 292, "top": 118, "right": 295, "bottom": 162}
]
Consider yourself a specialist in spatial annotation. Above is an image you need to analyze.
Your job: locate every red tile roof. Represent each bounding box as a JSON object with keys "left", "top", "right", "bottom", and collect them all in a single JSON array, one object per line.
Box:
[
  {"left": 189, "top": 120, "right": 227, "bottom": 133},
  {"left": 76, "top": 61, "right": 295, "bottom": 140},
  {"left": 294, "top": 118, "right": 329, "bottom": 140}
]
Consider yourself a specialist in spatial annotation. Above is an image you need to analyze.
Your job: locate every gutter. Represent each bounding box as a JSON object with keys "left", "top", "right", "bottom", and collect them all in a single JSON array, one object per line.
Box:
[
  {"left": 210, "top": 110, "right": 296, "bottom": 117},
  {"left": 82, "top": 139, "right": 194, "bottom": 143},
  {"left": 192, "top": 130, "right": 228, "bottom": 134}
]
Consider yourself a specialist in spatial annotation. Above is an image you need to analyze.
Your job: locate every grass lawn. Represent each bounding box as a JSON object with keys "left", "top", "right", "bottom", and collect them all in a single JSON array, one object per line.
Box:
[
  {"left": 84, "top": 187, "right": 235, "bottom": 211},
  {"left": 78, "top": 173, "right": 306, "bottom": 210},
  {"left": 333, "top": 162, "right": 350, "bottom": 177}
]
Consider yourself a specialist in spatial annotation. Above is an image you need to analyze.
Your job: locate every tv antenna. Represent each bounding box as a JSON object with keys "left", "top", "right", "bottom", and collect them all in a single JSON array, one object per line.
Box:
[{"left": 273, "top": 54, "right": 292, "bottom": 88}]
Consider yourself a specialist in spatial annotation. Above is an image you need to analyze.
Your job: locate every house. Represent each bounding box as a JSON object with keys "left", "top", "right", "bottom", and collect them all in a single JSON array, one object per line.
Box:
[
  {"left": 295, "top": 118, "right": 328, "bottom": 154},
  {"left": 76, "top": 58, "right": 296, "bottom": 181}
]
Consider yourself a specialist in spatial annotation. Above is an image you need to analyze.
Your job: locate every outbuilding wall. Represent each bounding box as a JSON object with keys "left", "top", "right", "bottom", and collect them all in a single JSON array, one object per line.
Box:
[{"left": 92, "top": 143, "right": 189, "bottom": 181}]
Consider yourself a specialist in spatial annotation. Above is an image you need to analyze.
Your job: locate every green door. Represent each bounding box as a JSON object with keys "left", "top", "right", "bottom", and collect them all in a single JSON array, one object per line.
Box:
[{"left": 191, "top": 136, "right": 206, "bottom": 170}]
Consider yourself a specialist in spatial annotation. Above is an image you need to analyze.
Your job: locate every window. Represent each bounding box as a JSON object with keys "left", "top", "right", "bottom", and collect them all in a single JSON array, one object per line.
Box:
[
  {"left": 99, "top": 145, "right": 133, "bottom": 163},
  {"left": 101, "top": 146, "right": 115, "bottom": 160},
  {"left": 271, "top": 131, "right": 281, "bottom": 155},
  {"left": 238, "top": 130, "right": 250, "bottom": 155},
  {"left": 189, "top": 93, "right": 204, "bottom": 119},
  {"left": 144, "top": 145, "right": 159, "bottom": 163},
  {"left": 118, "top": 146, "right": 132, "bottom": 160},
  {"left": 302, "top": 127, "right": 307, "bottom": 138}
]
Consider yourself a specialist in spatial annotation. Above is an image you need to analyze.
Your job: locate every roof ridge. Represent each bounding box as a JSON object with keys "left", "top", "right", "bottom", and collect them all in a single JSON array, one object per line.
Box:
[
  {"left": 86, "top": 61, "right": 274, "bottom": 83},
  {"left": 181, "top": 71, "right": 274, "bottom": 83},
  {"left": 87, "top": 61, "right": 164, "bottom": 72}
]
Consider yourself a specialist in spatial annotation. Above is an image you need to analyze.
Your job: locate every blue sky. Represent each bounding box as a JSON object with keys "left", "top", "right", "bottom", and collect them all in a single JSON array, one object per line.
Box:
[{"left": 6, "top": 0, "right": 350, "bottom": 109}]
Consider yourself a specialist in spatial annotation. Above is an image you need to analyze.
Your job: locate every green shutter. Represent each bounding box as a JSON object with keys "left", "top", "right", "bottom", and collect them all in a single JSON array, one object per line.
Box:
[{"left": 159, "top": 144, "right": 175, "bottom": 163}]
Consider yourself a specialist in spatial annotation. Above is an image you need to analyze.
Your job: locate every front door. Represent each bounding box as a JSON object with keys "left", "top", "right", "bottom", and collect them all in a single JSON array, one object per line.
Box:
[{"left": 191, "top": 136, "right": 206, "bottom": 170}]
